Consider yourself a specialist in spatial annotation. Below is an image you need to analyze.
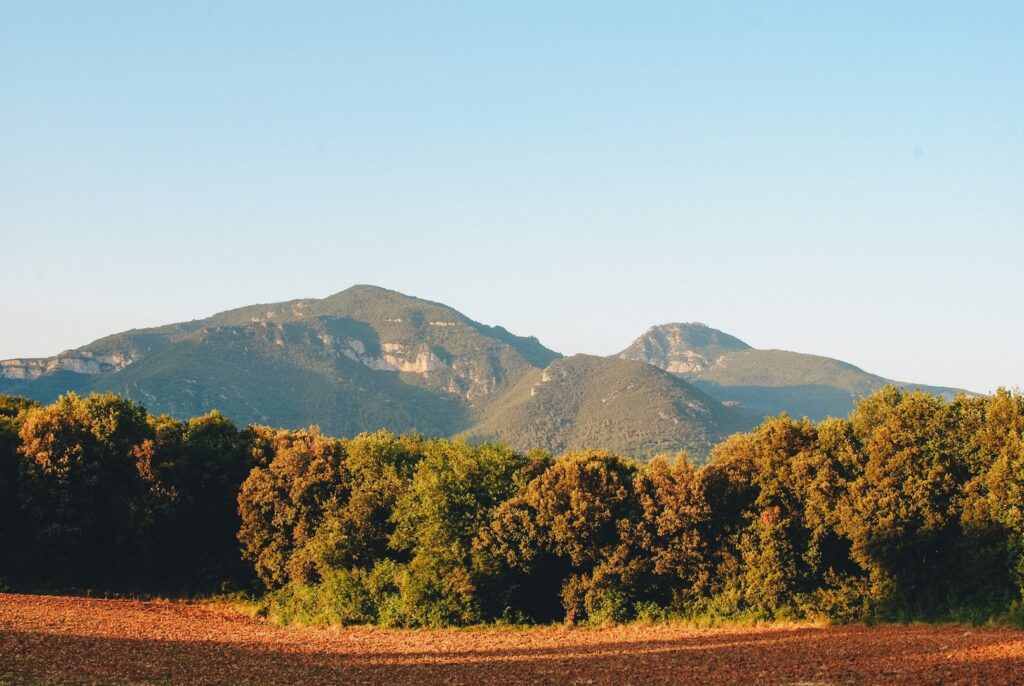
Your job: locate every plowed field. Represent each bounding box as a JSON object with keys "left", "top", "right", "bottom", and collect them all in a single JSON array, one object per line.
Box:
[{"left": 2, "top": 593, "right": 1023, "bottom": 685}]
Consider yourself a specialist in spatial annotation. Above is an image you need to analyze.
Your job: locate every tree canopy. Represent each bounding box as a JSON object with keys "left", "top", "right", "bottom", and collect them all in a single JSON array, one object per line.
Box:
[{"left": 3, "top": 387, "right": 1024, "bottom": 627}]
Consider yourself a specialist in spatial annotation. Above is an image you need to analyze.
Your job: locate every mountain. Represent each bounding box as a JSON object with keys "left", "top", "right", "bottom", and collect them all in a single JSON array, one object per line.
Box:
[
  {"left": 462, "top": 354, "right": 747, "bottom": 459},
  {"left": 0, "top": 286, "right": 559, "bottom": 438},
  {"left": 617, "top": 323, "right": 970, "bottom": 421},
  {"left": 0, "top": 291, "right": 974, "bottom": 461}
]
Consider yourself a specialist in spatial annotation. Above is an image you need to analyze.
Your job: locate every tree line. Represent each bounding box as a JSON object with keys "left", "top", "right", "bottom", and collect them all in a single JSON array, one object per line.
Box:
[{"left": 2, "top": 387, "right": 1024, "bottom": 626}]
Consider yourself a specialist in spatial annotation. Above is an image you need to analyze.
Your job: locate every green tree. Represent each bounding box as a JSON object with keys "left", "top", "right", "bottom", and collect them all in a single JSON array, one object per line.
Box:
[
  {"left": 979, "top": 390, "right": 1024, "bottom": 599},
  {"left": 180, "top": 412, "right": 255, "bottom": 586},
  {"left": 306, "top": 431, "right": 425, "bottom": 574},
  {"left": 0, "top": 396, "right": 38, "bottom": 581},
  {"left": 236, "top": 427, "right": 349, "bottom": 587},
  {"left": 388, "top": 439, "right": 533, "bottom": 626},
  {"left": 16, "top": 393, "right": 157, "bottom": 587},
  {"left": 623, "top": 454, "right": 711, "bottom": 611},
  {"left": 479, "top": 451, "right": 638, "bottom": 624},
  {"left": 837, "top": 387, "right": 1009, "bottom": 616},
  {"left": 694, "top": 431, "right": 759, "bottom": 608}
]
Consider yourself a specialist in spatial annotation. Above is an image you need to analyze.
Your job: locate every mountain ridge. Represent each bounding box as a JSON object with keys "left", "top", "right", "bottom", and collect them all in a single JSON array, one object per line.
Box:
[
  {"left": 0, "top": 287, "right": 975, "bottom": 460},
  {"left": 0, "top": 286, "right": 562, "bottom": 439},
  {"left": 617, "top": 322, "right": 971, "bottom": 422}
]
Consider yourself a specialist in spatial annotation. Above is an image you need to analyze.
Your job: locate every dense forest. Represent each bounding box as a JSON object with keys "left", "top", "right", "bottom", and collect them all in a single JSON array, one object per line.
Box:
[{"left": 2, "top": 387, "right": 1024, "bottom": 627}]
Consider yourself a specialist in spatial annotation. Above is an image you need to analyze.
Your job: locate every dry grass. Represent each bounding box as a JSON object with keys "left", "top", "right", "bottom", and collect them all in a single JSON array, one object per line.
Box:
[{"left": 2, "top": 593, "right": 1024, "bottom": 685}]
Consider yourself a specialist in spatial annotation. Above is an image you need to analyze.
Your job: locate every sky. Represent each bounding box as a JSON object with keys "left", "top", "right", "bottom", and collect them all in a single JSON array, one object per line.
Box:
[{"left": 1, "top": 1, "right": 1021, "bottom": 393}]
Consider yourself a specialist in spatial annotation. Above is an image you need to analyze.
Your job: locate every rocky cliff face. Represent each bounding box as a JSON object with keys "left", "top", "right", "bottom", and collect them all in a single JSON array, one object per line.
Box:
[
  {"left": 0, "top": 351, "right": 136, "bottom": 380},
  {"left": 618, "top": 323, "right": 751, "bottom": 375},
  {"left": 315, "top": 329, "right": 500, "bottom": 400}
]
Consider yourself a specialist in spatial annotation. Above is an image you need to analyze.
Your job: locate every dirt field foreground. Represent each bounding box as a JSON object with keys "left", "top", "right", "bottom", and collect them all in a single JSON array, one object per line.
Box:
[{"left": 2, "top": 593, "right": 1023, "bottom": 685}]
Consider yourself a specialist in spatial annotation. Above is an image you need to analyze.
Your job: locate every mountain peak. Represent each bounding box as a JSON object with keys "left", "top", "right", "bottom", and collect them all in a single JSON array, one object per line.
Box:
[
  {"left": 328, "top": 284, "right": 402, "bottom": 298},
  {"left": 619, "top": 323, "right": 751, "bottom": 374},
  {"left": 618, "top": 321, "right": 969, "bottom": 423},
  {"left": 645, "top": 323, "right": 751, "bottom": 349}
]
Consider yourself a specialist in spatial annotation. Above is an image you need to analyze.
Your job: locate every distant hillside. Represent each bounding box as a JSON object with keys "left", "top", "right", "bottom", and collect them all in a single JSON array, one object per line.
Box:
[
  {"left": 618, "top": 323, "right": 971, "bottom": 421},
  {"left": 0, "top": 290, "right": 975, "bottom": 460},
  {"left": 0, "top": 286, "right": 559, "bottom": 438},
  {"left": 462, "top": 354, "right": 747, "bottom": 460}
]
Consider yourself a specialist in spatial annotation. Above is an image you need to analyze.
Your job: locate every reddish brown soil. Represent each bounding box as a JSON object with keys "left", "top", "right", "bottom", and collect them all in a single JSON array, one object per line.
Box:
[{"left": 2, "top": 593, "right": 1023, "bottom": 685}]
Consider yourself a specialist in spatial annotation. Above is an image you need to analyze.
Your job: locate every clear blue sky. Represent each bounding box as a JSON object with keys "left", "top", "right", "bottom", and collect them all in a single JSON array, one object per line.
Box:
[{"left": 2, "top": 2, "right": 1021, "bottom": 393}]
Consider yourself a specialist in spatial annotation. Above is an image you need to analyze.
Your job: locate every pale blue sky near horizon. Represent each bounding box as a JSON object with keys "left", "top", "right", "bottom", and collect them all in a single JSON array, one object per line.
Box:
[{"left": 1, "top": 2, "right": 1021, "bottom": 393}]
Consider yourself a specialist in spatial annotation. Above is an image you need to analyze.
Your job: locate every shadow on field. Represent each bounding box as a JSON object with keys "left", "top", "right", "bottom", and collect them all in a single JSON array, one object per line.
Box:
[{"left": 3, "top": 624, "right": 1024, "bottom": 686}]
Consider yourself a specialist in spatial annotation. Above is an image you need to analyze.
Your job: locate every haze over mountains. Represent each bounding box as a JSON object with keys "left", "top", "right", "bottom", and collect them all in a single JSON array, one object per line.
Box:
[{"left": 0, "top": 285, "right": 969, "bottom": 461}]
